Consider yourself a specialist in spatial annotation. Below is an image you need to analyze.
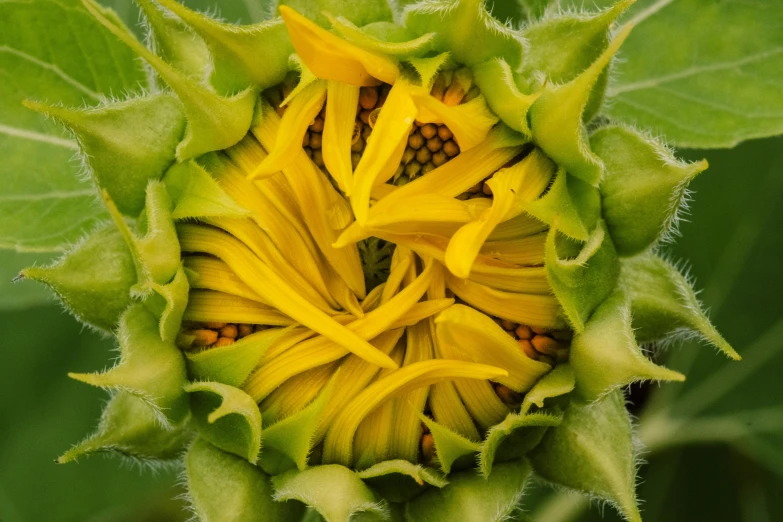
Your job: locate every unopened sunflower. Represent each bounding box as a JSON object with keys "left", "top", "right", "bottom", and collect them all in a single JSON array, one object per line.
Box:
[{"left": 18, "top": 0, "right": 739, "bottom": 520}]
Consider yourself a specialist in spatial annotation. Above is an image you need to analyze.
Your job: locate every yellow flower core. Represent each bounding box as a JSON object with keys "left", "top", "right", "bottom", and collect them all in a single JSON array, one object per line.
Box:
[{"left": 175, "top": 10, "right": 572, "bottom": 469}]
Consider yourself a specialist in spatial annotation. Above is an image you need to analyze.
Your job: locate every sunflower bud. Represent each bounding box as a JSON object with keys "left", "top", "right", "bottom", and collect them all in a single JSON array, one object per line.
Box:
[{"left": 17, "top": 0, "right": 739, "bottom": 520}]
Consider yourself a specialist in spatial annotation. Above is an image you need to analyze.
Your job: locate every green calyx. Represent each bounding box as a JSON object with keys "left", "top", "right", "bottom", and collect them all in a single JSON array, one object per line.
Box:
[{"left": 16, "top": 0, "right": 741, "bottom": 520}]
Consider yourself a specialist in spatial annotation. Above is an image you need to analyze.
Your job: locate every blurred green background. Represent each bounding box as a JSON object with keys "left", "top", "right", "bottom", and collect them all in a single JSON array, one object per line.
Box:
[{"left": 1, "top": 1, "right": 782, "bottom": 521}]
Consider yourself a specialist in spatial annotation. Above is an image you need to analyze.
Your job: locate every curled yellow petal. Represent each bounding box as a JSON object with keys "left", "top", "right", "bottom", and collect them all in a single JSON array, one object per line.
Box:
[
  {"left": 322, "top": 80, "right": 360, "bottom": 194},
  {"left": 436, "top": 304, "right": 551, "bottom": 392},
  {"left": 280, "top": 5, "right": 399, "bottom": 86},
  {"left": 323, "top": 359, "right": 508, "bottom": 466},
  {"left": 184, "top": 256, "right": 266, "bottom": 304},
  {"left": 411, "top": 90, "right": 499, "bottom": 151},
  {"left": 250, "top": 80, "right": 327, "bottom": 179},
  {"left": 351, "top": 80, "right": 418, "bottom": 223}
]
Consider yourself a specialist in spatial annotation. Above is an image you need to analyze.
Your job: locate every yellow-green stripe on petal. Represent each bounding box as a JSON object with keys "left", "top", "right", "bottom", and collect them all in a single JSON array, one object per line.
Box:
[
  {"left": 323, "top": 360, "right": 508, "bottom": 466},
  {"left": 280, "top": 6, "right": 399, "bottom": 86}
]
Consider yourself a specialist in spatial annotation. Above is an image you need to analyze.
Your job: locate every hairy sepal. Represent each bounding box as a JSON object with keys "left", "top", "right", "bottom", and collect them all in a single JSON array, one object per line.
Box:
[
  {"left": 529, "top": 391, "right": 642, "bottom": 522},
  {"left": 20, "top": 225, "right": 135, "bottom": 333},
  {"left": 570, "top": 292, "right": 685, "bottom": 402},
  {"left": 357, "top": 460, "right": 448, "bottom": 504},
  {"left": 406, "top": 459, "right": 533, "bottom": 522},
  {"left": 163, "top": 160, "right": 250, "bottom": 220},
  {"left": 23, "top": 95, "right": 185, "bottom": 216},
  {"left": 592, "top": 125, "right": 706, "bottom": 257},
  {"left": 619, "top": 252, "right": 739, "bottom": 359},
  {"left": 68, "top": 304, "right": 188, "bottom": 425},
  {"left": 58, "top": 391, "right": 190, "bottom": 464},
  {"left": 186, "top": 437, "right": 305, "bottom": 522}
]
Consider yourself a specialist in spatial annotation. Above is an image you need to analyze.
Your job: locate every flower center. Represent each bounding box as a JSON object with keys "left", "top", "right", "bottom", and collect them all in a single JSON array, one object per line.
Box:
[{"left": 175, "top": 66, "right": 572, "bottom": 469}]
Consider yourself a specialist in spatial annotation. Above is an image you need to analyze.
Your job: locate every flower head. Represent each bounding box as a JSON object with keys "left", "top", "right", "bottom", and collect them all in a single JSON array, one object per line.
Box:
[{"left": 18, "top": 0, "right": 739, "bottom": 520}]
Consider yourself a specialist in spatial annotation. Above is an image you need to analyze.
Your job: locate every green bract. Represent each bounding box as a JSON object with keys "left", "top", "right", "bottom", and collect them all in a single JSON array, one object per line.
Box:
[{"left": 15, "top": 0, "right": 742, "bottom": 520}]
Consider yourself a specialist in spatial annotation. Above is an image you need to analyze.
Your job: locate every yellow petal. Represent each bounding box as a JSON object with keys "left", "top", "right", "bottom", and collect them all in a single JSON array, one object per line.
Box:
[
  {"left": 445, "top": 150, "right": 555, "bottom": 278},
  {"left": 321, "top": 80, "right": 360, "bottom": 194},
  {"left": 208, "top": 217, "right": 339, "bottom": 312},
  {"left": 380, "top": 253, "right": 411, "bottom": 305},
  {"left": 280, "top": 6, "right": 399, "bottom": 86},
  {"left": 368, "top": 126, "right": 525, "bottom": 218},
  {"left": 315, "top": 328, "right": 405, "bottom": 444},
  {"left": 250, "top": 80, "right": 327, "bottom": 178},
  {"left": 429, "top": 380, "right": 481, "bottom": 441},
  {"left": 468, "top": 266, "right": 551, "bottom": 294},
  {"left": 244, "top": 260, "right": 437, "bottom": 401},
  {"left": 480, "top": 232, "right": 547, "bottom": 265},
  {"left": 323, "top": 359, "right": 507, "bottom": 466},
  {"left": 488, "top": 213, "right": 548, "bottom": 241},
  {"left": 260, "top": 362, "right": 339, "bottom": 424},
  {"left": 184, "top": 290, "right": 293, "bottom": 326},
  {"left": 177, "top": 224, "right": 392, "bottom": 367},
  {"left": 252, "top": 104, "right": 366, "bottom": 297},
  {"left": 351, "top": 80, "right": 418, "bottom": 223},
  {"left": 445, "top": 271, "right": 564, "bottom": 329},
  {"left": 435, "top": 304, "right": 551, "bottom": 392},
  {"left": 411, "top": 90, "right": 499, "bottom": 151},
  {"left": 184, "top": 256, "right": 267, "bottom": 304}
]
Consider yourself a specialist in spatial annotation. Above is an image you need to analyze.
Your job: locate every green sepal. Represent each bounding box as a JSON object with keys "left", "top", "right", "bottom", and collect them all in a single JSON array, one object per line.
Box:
[
  {"left": 58, "top": 391, "right": 190, "bottom": 464},
  {"left": 260, "top": 379, "right": 334, "bottom": 474},
  {"left": 406, "top": 53, "right": 452, "bottom": 90},
  {"left": 472, "top": 58, "right": 539, "bottom": 136},
  {"left": 418, "top": 414, "right": 480, "bottom": 475},
  {"left": 140, "top": 263, "right": 189, "bottom": 343},
  {"left": 19, "top": 225, "right": 135, "bottom": 333},
  {"left": 327, "top": 16, "right": 435, "bottom": 58},
  {"left": 524, "top": 167, "right": 600, "bottom": 241},
  {"left": 592, "top": 125, "right": 707, "bottom": 256},
  {"left": 186, "top": 381, "right": 263, "bottom": 464},
  {"left": 272, "top": 465, "right": 389, "bottom": 522},
  {"left": 519, "top": 0, "right": 635, "bottom": 121},
  {"left": 571, "top": 292, "right": 685, "bottom": 402},
  {"left": 405, "top": 459, "right": 532, "bottom": 522},
  {"left": 521, "top": 364, "right": 575, "bottom": 414},
  {"left": 619, "top": 252, "right": 739, "bottom": 359},
  {"left": 82, "top": 0, "right": 256, "bottom": 160},
  {"left": 356, "top": 460, "right": 447, "bottom": 504},
  {"left": 68, "top": 304, "right": 188, "bottom": 425},
  {"left": 185, "top": 327, "right": 292, "bottom": 386},
  {"left": 404, "top": 0, "right": 524, "bottom": 69},
  {"left": 163, "top": 160, "right": 250, "bottom": 220},
  {"left": 187, "top": 437, "right": 305, "bottom": 522},
  {"left": 528, "top": 24, "right": 632, "bottom": 186},
  {"left": 137, "top": 0, "right": 210, "bottom": 80},
  {"left": 545, "top": 221, "right": 619, "bottom": 333},
  {"left": 155, "top": 0, "right": 294, "bottom": 94},
  {"left": 529, "top": 391, "right": 642, "bottom": 522},
  {"left": 105, "top": 180, "right": 180, "bottom": 286},
  {"left": 479, "top": 412, "right": 562, "bottom": 478},
  {"left": 278, "top": 0, "right": 393, "bottom": 28},
  {"left": 23, "top": 95, "right": 184, "bottom": 216}
]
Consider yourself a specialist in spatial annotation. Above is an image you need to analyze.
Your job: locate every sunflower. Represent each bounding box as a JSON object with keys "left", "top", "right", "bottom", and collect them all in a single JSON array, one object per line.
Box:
[{"left": 19, "top": 0, "right": 738, "bottom": 520}]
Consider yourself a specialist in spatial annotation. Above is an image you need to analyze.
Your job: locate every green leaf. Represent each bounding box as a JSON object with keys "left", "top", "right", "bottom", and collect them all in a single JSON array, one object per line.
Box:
[
  {"left": 272, "top": 465, "right": 388, "bottom": 522},
  {"left": 186, "top": 381, "right": 263, "bottom": 464},
  {"left": 19, "top": 224, "right": 136, "bottom": 333},
  {"left": 58, "top": 391, "right": 190, "bottom": 464},
  {"left": 0, "top": 0, "right": 147, "bottom": 251},
  {"left": 529, "top": 391, "right": 641, "bottom": 522},
  {"left": 187, "top": 437, "right": 305, "bottom": 522},
  {"left": 405, "top": 459, "right": 533, "bottom": 522},
  {"left": 605, "top": 0, "right": 783, "bottom": 148}
]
